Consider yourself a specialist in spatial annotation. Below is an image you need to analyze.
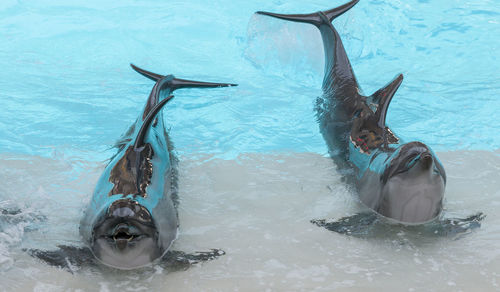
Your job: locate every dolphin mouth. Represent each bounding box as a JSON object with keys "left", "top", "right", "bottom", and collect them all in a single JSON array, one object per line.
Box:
[
  {"left": 113, "top": 229, "right": 134, "bottom": 241},
  {"left": 110, "top": 223, "right": 143, "bottom": 242}
]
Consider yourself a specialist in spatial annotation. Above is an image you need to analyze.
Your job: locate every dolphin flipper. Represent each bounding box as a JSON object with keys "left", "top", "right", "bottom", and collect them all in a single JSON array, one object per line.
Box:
[
  {"left": 311, "top": 212, "right": 378, "bottom": 236},
  {"left": 27, "top": 246, "right": 225, "bottom": 273},
  {"left": 430, "top": 212, "right": 485, "bottom": 239},
  {"left": 27, "top": 245, "right": 96, "bottom": 273},
  {"left": 160, "top": 249, "right": 225, "bottom": 271},
  {"left": 312, "top": 212, "right": 485, "bottom": 239}
]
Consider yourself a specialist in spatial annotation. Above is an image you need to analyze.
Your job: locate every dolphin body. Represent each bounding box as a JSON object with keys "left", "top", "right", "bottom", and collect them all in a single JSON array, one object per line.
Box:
[
  {"left": 30, "top": 65, "right": 235, "bottom": 270},
  {"left": 256, "top": 1, "right": 478, "bottom": 228}
]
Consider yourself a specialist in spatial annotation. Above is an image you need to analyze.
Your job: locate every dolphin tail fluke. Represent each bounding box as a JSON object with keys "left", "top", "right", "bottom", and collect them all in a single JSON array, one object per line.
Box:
[
  {"left": 130, "top": 63, "right": 237, "bottom": 90},
  {"left": 130, "top": 63, "right": 164, "bottom": 81},
  {"left": 256, "top": 0, "right": 359, "bottom": 27},
  {"left": 134, "top": 95, "right": 174, "bottom": 150},
  {"left": 171, "top": 78, "right": 237, "bottom": 90},
  {"left": 372, "top": 74, "right": 403, "bottom": 128}
]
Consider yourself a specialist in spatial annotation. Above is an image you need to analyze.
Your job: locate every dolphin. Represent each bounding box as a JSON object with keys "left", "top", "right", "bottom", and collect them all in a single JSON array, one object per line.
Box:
[
  {"left": 256, "top": 1, "right": 483, "bottom": 232},
  {"left": 29, "top": 64, "right": 236, "bottom": 270}
]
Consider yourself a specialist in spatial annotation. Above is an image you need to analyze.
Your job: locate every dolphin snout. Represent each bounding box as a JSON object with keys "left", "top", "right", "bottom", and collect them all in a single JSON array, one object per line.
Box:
[
  {"left": 418, "top": 152, "right": 433, "bottom": 170},
  {"left": 420, "top": 152, "right": 431, "bottom": 161},
  {"left": 380, "top": 149, "right": 445, "bottom": 223}
]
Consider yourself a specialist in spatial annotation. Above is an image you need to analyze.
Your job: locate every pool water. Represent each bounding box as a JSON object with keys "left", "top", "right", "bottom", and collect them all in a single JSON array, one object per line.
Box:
[{"left": 1, "top": 0, "right": 499, "bottom": 291}]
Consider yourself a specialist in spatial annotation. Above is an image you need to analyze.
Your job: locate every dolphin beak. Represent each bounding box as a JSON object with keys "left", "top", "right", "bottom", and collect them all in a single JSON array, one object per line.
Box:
[
  {"left": 380, "top": 149, "right": 445, "bottom": 223},
  {"left": 419, "top": 152, "right": 433, "bottom": 170}
]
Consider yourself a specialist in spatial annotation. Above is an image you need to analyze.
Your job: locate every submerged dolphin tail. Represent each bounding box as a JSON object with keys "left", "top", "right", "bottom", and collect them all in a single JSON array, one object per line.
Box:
[
  {"left": 134, "top": 95, "right": 174, "bottom": 150},
  {"left": 256, "top": 0, "right": 359, "bottom": 27},
  {"left": 130, "top": 63, "right": 237, "bottom": 90}
]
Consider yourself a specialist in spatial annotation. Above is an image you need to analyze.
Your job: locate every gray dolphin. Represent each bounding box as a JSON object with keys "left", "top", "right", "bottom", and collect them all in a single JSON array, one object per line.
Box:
[
  {"left": 29, "top": 64, "right": 236, "bottom": 270},
  {"left": 256, "top": 1, "right": 483, "bottom": 233}
]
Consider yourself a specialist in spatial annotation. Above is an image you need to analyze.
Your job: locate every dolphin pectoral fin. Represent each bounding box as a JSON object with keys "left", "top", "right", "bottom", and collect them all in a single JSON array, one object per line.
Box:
[
  {"left": 27, "top": 247, "right": 225, "bottom": 273},
  {"left": 161, "top": 249, "right": 225, "bottom": 271},
  {"left": 311, "top": 212, "right": 378, "bottom": 236},
  {"left": 26, "top": 245, "right": 95, "bottom": 273},
  {"left": 311, "top": 212, "right": 485, "bottom": 239},
  {"left": 180, "top": 249, "right": 226, "bottom": 263},
  {"left": 431, "top": 212, "right": 485, "bottom": 239}
]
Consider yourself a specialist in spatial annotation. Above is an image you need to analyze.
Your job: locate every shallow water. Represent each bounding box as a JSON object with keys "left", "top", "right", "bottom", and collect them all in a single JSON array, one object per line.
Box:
[
  {"left": 1, "top": 151, "right": 499, "bottom": 291},
  {"left": 1, "top": 0, "right": 499, "bottom": 291}
]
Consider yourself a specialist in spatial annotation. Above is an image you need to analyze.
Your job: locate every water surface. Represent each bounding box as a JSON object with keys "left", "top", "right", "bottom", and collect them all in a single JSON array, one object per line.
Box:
[{"left": 0, "top": 0, "right": 499, "bottom": 291}]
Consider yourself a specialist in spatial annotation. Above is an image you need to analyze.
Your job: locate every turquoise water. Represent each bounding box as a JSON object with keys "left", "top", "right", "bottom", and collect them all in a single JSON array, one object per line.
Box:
[
  {"left": 1, "top": 0, "right": 499, "bottom": 160},
  {"left": 1, "top": 0, "right": 499, "bottom": 291}
]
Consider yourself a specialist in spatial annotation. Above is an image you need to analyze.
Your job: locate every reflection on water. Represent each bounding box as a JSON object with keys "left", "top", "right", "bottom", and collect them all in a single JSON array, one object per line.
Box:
[{"left": 0, "top": 150, "right": 498, "bottom": 291}]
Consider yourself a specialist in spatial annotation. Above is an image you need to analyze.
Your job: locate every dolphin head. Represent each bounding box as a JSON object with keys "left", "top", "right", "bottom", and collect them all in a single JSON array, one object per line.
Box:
[
  {"left": 378, "top": 142, "right": 446, "bottom": 224},
  {"left": 90, "top": 199, "right": 164, "bottom": 269}
]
